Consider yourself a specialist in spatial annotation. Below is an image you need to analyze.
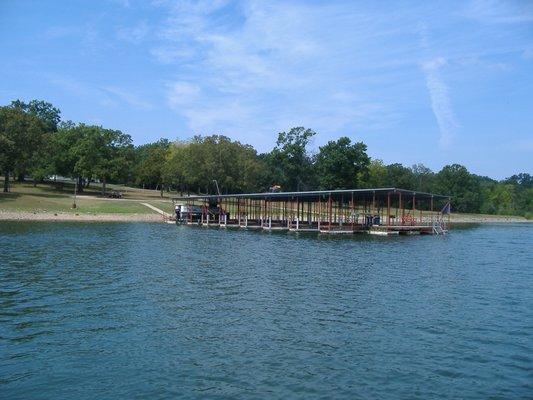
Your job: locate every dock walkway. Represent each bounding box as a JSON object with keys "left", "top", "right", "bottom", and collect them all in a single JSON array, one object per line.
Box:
[{"left": 172, "top": 188, "right": 451, "bottom": 236}]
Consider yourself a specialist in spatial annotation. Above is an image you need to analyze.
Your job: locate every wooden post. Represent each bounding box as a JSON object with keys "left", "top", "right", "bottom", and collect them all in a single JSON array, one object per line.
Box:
[
  {"left": 412, "top": 194, "right": 416, "bottom": 226},
  {"left": 237, "top": 198, "right": 241, "bottom": 226},
  {"left": 317, "top": 196, "right": 321, "bottom": 230},
  {"left": 328, "top": 193, "right": 332, "bottom": 231},
  {"left": 296, "top": 197, "right": 299, "bottom": 229},
  {"left": 399, "top": 192, "right": 403, "bottom": 225},
  {"left": 430, "top": 195, "right": 434, "bottom": 223},
  {"left": 351, "top": 192, "right": 355, "bottom": 231},
  {"left": 387, "top": 192, "right": 391, "bottom": 227}
]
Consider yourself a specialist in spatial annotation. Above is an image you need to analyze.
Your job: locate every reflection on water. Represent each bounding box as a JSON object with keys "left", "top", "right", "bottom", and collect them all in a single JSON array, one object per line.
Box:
[{"left": 1, "top": 222, "right": 532, "bottom": 399}]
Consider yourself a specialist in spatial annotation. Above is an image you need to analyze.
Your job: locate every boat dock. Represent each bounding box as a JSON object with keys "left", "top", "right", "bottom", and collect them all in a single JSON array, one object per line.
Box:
[{"left": 172, "top": 188, "right": 451, "bottom": 235}]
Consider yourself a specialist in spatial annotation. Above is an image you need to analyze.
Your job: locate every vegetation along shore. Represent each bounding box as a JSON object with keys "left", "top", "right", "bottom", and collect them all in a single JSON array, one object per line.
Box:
[{"left": 1, "top": 99, "right": 531, "bottom": 219}]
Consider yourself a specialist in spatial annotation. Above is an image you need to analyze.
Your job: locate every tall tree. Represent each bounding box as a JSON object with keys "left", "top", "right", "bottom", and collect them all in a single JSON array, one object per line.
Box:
[
  {"left": 163, "top": 135, "right": 262, "bottom": 194},
  {"left": 314, "top": 137, "right": 369, "bottom": 189},
  {"left": 134, "top": 139, "right": 171, "bottom": 191},
  {"left": 50, "top": 124, "right": 133, "bottom": 194},
  {"left": 384, "top": 163, "right": 415, "bottom": 189},
  {"left": 11, "top": 100, "right": 61, "bottom": 133},
  {"left": 362, "top": 159, "right": 388, "bottom": 188},
  {"left": 411, "top": 163, "right": 435, "bottom": 192},
  {"left": 71, "top": 125, "right": 133, "bottom": 194},
  {"left": 435, "top": 164, "right": 482, "bottom": 213},
  {"left": 268, "top": 127, "right": 316, "bottom": 191},
  {"left": 0, "top": 106, "right": 46, "bottom": 192}
]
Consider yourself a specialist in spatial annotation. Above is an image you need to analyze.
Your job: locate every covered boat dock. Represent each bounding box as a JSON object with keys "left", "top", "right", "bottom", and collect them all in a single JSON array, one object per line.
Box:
[{"left": 172, "top": 188, "right": 451, "bottom": 235}]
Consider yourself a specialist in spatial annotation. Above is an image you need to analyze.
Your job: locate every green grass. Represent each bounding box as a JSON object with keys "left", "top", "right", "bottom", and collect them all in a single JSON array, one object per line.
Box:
[{"left": 0, "top": 181, "right": 175, "bottom": 215}]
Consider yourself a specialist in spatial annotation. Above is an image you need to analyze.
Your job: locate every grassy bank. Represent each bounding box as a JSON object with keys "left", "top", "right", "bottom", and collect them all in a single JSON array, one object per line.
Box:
[
  {"left": 1, "top": 181, "right": 530, "bottom": 224},
  {"left": 0, "top": 181, "right": 175, "bottom": 216}
]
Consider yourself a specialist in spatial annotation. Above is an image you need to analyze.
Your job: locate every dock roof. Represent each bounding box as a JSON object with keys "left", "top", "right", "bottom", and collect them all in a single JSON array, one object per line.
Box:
[{"left": 172, "top": 188, "right": 450, "bottom": 202}]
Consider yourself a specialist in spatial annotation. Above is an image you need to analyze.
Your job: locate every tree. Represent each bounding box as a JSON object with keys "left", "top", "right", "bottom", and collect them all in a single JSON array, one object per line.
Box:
[
  {"left": 411, "top": 163, "right": 435, "bottom": 192},
  {"left": 268, "top": 127, "right": 316, "bottom": 191},
  {"left": 434, "top": 164, "right": 481, "bottom": 213},
  {"left": 163, "top": 135, "right": 262, "bottom": 194},
  {"left": 384, "top": 163, "right": 415, "bottom": 189},
  {"left": 361, "top": 159, "right": 386, "bottom": 188},
  {"left": 503, "top": 173, "right": 533, "bottom": 217},
  {"left": 162, "top": 141, "right": 189, "bottom": 193},
  {"left": 134, "top": 139, "right": 171, "bottom": 191},
  {"left": 314, "top": 137, "right": 369, "bottom": 189},
  {"left": 51, "top": 122, "right": 85, "bottom": 189},
  {"left": 486, "top": 184, "right": 515, "bottom": 215},
  {"left": 51, "top": 124, "right": 133, "bottom": 194},
  {"left": 11, "top": 100, "right": 61, "bottom": 133},
  {"left": 504, "top": 173, "right": 533, "bottom": 189},
  {"left": 4, "top": 100, "right": 61, "bottom": 183},
  {"left": 0, "top": 106, "right": 47, "bottom": 192}
]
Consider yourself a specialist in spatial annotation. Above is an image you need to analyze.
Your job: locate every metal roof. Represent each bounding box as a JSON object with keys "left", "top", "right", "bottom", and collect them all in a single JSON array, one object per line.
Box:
[{"left": 171, "top": 188, "right": 450, "bottom": 202}]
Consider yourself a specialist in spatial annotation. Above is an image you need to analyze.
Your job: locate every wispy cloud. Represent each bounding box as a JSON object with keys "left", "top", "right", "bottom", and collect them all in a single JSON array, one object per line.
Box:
[
  {"left": 462, "top": 0, "right": 533, "bottom": 24},
  {"left": 117, "top": 21, "right": 150, "bottom": 43},
  {"left": 152, "top": 1, "right": 407, "bottom": 148},
  {"left": 102, "top": 86, "right": 153, "bottom": 110},
  {"left": 421, "top": 58, "right": 457, "bottom": 149},
  {"left": 166, "top": 81, "right": 201, "bottom": 107},
  {"left": 44, "top": 26, "right": 79, "bottom": 39},
  {"left": 46, "top": 74, "right": 153, "bottom": 111}
]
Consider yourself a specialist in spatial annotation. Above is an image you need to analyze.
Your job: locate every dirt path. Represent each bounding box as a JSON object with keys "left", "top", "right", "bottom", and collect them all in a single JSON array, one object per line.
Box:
[{"left": 141, "top": 203, "right": 173, "bottom": 218}]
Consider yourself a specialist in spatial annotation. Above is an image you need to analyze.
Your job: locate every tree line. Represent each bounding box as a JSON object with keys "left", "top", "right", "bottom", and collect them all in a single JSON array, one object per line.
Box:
[{"left": 1, "top": 99, "right": 531, "bottom": 217}]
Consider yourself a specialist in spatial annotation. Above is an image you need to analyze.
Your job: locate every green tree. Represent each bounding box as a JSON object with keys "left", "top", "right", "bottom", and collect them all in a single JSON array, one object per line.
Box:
[
  {"left": 163, "top": 135, "right": 262, "bottom": 194},
  {"left": 314, "top": 137, "right": 369, "bottom": 189},
  {"left": 503, "top": 173, "right": 533, "bottom": 217},
  {"left": 59, "top": 124, "right": 133, "bottom": 194},
  {"left": 362, "top": 159, "right": 388, "bottom": 188},
  {"left": 5, "top": 100, "right": 61, "bottom": 183},
  {"left": 134, "top": 139, "right": 171, "bottom": 191},
  {"left": 504, "top": 173, "right": 533, "bottom": 188},
  {"left": 411, "top": 163, "right": 435, "bottom": 192},
  {"left": 268, "top": 127, "right": 316, "bottom": 191},
  {"left": 434, "top": 164, "right": 482, "bottom": 213},
  {"left": 487, "top": 184, "right": 515, "bottom": 215},
  {"left": 384, "top": 163, "right": 415, "bottom": 189},
  {"left": 0, "top": 106, "right": 47, "bottom": 192},
  {"left": 11, "top": 100, "right": 61, "bottom": 132}
]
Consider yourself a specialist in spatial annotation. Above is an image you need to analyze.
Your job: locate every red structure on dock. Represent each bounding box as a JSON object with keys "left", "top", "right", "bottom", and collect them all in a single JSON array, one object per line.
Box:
[{"left": 172, "top": 188, "right": 451, "bottom": 235}]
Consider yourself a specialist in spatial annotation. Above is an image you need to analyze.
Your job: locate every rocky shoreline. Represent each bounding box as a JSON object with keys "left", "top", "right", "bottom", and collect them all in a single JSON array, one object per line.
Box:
[
  {"left": 0, "top": 210, "right": 530, "bottom": 224},
  {"left": 0, "top": 211, "right": 163, "bottom": 222}
]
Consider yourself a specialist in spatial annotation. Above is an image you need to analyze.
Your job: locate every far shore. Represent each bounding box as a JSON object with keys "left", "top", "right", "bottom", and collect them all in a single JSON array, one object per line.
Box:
[
  {"left": 0, "top": 210, "right": 530, "bottom": 224},
  {"left": 0, "top": 211, "right": 164, "bottom": 222},
  {"left": 449, "top": 215, "right": 531, "bottom": 224}
]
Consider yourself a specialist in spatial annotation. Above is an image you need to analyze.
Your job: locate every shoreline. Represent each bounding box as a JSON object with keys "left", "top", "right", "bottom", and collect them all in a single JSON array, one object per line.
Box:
[
  {"left": 0, "top": 211, "right": 164, "bottom": 222},
  {"left": 448, "top": 216, "right": 531, "bottom": 224},
  {"left": 0, "top": 211, "right": 530, "bottom": 224}
]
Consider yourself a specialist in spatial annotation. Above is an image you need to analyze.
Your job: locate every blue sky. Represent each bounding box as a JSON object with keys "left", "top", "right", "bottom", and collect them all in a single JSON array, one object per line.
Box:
[{"left": 1, "top": 0, "right": 532, "bottom": 179}]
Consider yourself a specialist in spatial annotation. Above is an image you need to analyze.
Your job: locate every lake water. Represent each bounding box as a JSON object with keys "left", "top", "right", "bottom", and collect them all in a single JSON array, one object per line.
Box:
[{"left": 1, "top": 222, "right": 532, "bottom": 399}]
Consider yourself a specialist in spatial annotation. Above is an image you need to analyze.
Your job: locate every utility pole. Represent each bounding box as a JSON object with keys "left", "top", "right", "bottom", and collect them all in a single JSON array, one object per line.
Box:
[
  {"left": 213, "top": 180, "right": 221, "bottom": 196},
  {"left": 72, "top": 179, "right": 78, "bottom": 208}
]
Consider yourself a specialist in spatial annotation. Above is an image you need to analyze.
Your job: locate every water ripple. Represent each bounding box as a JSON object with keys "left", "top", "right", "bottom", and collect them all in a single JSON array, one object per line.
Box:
[{"left": 0, "top": 222, "right": 532, "bottom": 399}]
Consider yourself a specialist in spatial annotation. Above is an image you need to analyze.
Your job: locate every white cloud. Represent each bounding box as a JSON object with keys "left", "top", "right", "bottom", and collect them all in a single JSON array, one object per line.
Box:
[
  {"left": 46, "top": 75, "right": 153, "bottom": 111},
  {"left": 166, "top": 81, "right": 201, "bottom": 107},
  {"left": 102, "top": 86, "right": 153, "bottom": 110},
  {"left": 117, "top": 21, "right": 150, "bottom": 43},
  {"left": 421, "top": 58, "right": 457, "bottom": 149},
  {"left": 146, "top": 0, "right": 531, "bottom": 152},
  {"left": 153, "top": 1, "right": 401, "bottom": 148},
  {"left": 462, "top": 0, "right": 533, "bottom": 24},
  {"left": 150, "top": 47, "right": 195, "bottom": 63}
]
